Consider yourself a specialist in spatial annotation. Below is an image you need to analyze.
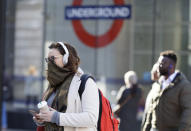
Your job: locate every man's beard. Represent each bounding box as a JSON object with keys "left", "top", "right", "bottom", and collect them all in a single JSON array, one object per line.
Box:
[{"left": 159, "top": 68, "right": 169, "bottom": 76}]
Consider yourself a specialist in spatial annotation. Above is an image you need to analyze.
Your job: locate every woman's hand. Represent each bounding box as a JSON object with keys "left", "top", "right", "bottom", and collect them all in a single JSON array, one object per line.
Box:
[
  {"left": 37, "top": 107, "right": 56, "bottom": 122},
  {"left": 33, "top": 114, "right": 44, "bottom": 124}
]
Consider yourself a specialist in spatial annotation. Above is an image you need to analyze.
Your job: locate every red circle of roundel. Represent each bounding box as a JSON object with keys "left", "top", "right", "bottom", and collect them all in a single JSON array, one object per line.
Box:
[{"left": 72, "top": 0, "right": 124, "bottom": 48}]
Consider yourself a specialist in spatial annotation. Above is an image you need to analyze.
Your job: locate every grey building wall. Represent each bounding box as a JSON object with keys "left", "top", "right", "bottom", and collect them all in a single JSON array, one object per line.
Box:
[
  {"left": 14, "top": 0, "right": 43, "bottom": 76},
  {"left": 14, "top": 0, "right": 43, "bottom": 99}
]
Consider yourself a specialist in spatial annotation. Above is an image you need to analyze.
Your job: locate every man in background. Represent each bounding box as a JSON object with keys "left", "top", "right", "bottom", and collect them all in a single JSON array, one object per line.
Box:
[{"left": 142, "top": 50, "right": 191, "bottom": 131}]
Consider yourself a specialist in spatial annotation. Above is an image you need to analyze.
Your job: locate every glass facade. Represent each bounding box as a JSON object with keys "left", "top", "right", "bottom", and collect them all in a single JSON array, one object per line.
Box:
[{"left": 134, "top": 0, "right": 189, "bottom": 73}]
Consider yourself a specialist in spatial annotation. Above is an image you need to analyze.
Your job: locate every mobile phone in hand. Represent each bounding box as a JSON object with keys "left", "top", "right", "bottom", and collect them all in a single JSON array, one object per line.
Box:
[{"left": 29, "top": 110, "right": 38, "bottom": 116}]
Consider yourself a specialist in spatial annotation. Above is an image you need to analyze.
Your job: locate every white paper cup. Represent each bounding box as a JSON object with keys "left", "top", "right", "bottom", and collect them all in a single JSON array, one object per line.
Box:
[{"left": 37, "top": 101, "right": 49, "bottom": 112}]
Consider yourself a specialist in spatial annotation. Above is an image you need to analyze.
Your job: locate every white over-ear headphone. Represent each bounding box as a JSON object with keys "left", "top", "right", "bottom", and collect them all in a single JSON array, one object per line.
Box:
[{"left": 57, "top": 42, "right": 69, "bottom": 65}]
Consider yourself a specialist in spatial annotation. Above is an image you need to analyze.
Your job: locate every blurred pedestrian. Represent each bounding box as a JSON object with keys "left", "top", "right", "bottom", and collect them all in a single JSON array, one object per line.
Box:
[
  {"left": 33, "top": 42, "right": 99, "bottom": 131},
  {"left": 1, "top": 73, "right": 13, "bottom": 131},
  {"left": 3, "top": 73, "right": 13, "bottom": 101},
  {"left": 115, "top": 71, "right": 142, "bottom": 131},
  {"left": 141, "top": 63, "right": 159, "bottom": 131},
  {"left": 24, "top": 65, "right": 40, "bottom": 108},
  {"left": 142, "top": 50, "right": 191, "bottom": 131}
]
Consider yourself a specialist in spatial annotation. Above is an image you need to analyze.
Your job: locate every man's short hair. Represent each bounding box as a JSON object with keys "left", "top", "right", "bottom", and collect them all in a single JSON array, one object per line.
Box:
[{"left": 160, "top": 50, "right": 177, "bottom": 64}]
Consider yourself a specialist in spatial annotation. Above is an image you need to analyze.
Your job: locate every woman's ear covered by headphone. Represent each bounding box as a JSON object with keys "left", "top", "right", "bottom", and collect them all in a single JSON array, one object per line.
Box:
[{"left": 57, "top": 42, "right": 69, "bottom": 65}]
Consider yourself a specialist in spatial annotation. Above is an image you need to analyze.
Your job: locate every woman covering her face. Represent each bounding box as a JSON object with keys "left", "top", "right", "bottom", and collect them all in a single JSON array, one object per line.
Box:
[{"left": 33, "top": 42, "right": 99, "bottom": 131}]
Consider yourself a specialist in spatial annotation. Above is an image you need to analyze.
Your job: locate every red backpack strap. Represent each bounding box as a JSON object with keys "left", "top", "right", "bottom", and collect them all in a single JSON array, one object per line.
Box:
[{"left": 97, "top": 89, "right": 102, "bottom": 131}]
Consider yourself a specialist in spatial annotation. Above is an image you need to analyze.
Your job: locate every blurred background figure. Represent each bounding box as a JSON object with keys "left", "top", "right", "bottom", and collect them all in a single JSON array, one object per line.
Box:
[
  {"left": 116, "top": 71, "right": 142, "bottom": 131},
  {"left": 150, "top": 63, "right": 159, "bottom": 82},
  {"left": 3, "top": 73, "right": 13, "bottom": 102},
  {"left": 141, "top": 63, "right": 159, "bottom": 131},
  {"left": 24, "top": 65, "right": 40, "bottom": 108},
  {"left": 1, "top": 73, "right": 14, "bottom": 131}
]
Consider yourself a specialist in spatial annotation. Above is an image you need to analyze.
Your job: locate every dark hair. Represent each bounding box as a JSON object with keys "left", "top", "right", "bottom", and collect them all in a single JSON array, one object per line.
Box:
[
  {"left": 160, "top": 50, "right": 177, "bottom": 64},
  {"left": 49, "top": 42, "right": 80, "bottom": 73}
]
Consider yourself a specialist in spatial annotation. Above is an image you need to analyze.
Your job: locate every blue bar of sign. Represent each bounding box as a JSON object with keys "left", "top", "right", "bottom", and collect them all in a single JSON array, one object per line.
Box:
[{"left": 65, "top": 5, "right": 131, "bottom": 20}]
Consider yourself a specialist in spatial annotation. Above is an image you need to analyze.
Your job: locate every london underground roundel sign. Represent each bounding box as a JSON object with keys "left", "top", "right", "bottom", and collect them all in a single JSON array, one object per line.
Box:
[{"left": 66, "top": 0, "right": 131, "bottom": 48}]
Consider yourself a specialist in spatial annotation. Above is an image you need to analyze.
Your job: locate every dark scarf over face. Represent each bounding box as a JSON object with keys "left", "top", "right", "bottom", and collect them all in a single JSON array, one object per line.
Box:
[
  {"left": 44, "top": 62, "right": 75, "bottom": 131},
  {"left": 47, "top": 61, "right": 75, "bottom": 87}
]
